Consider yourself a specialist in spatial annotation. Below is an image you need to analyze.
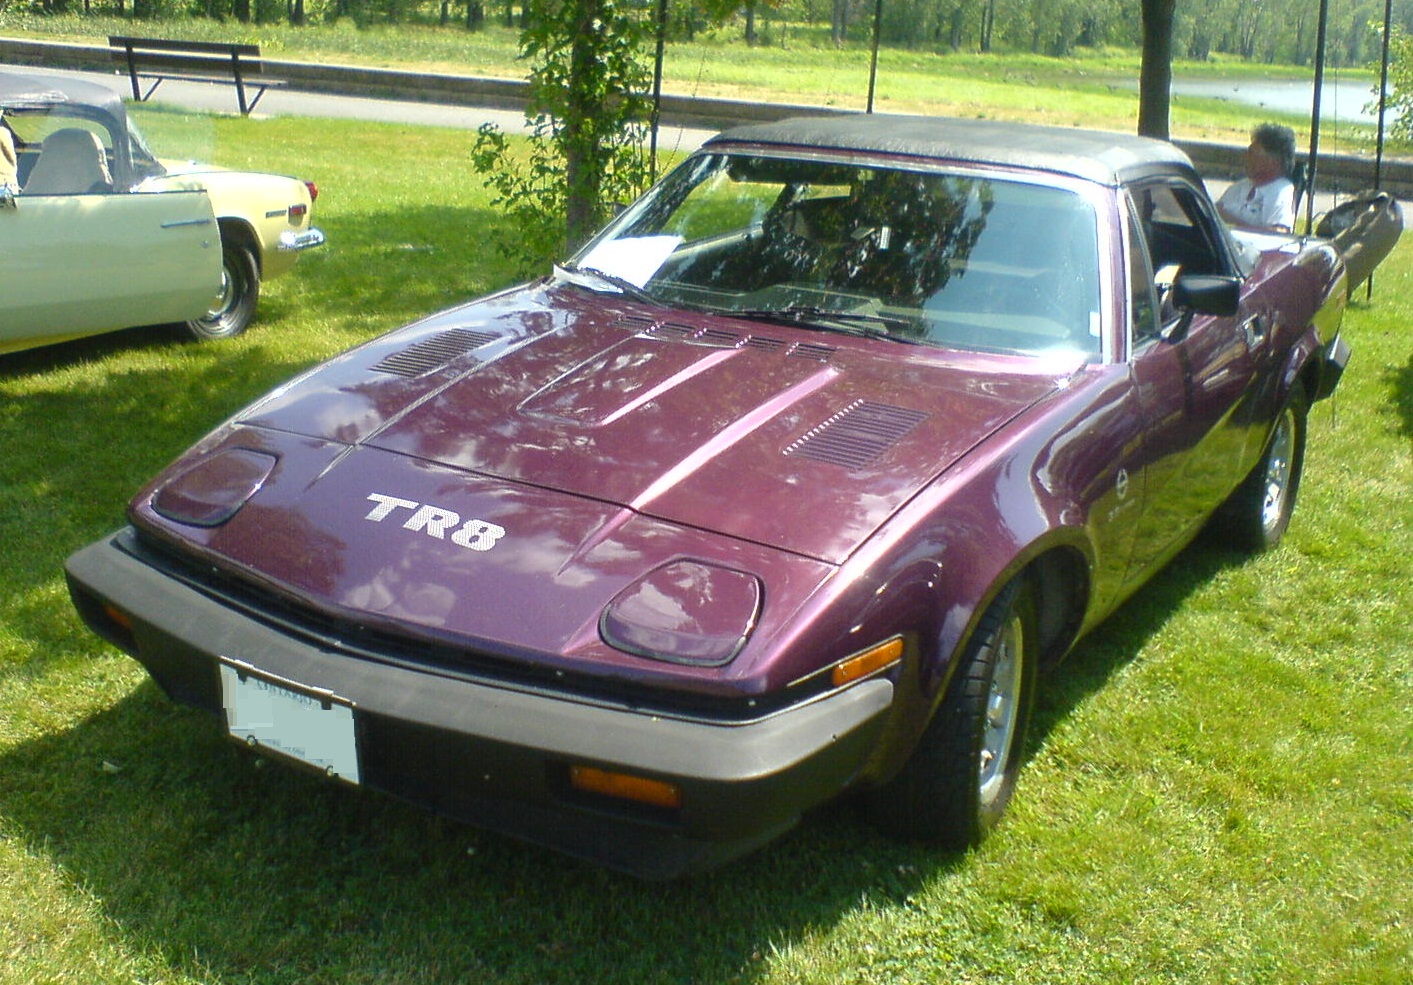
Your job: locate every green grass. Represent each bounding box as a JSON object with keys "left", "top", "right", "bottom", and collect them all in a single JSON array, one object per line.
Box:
[
  {"left": 0, "top": 12, "right": 1394, "bottom": 153},
  {"left": 2, "top": 110, "right": 1412, "bottom": 984}
]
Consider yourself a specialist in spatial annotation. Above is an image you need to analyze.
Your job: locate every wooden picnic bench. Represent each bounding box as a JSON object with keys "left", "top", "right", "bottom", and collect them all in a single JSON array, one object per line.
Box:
[{"left": 108, "top": 36, "right": 286, "bottom": 115}]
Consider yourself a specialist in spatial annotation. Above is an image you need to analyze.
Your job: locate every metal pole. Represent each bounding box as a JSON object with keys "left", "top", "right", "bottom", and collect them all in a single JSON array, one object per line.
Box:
[
  {"left": 650, "top": 0, "right": 668, "bottom": 181},
  {"left": 1304, "top": 0, "right": 1330, "bottom": 236},
  {"left": 866, "top": 0, "right": 883, "bottom": 113},
  {"left": 1376, "top": 0, "right": 1392, "bottom": 192},
  {"left": 1368, "top": 0, "right": 1393, "bottom": 300}
]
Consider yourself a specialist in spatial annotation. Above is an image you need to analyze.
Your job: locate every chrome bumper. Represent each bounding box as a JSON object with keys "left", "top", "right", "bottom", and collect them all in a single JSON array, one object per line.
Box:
[{"left": 278, "top": 226, "right": 326, "bottom": 252}]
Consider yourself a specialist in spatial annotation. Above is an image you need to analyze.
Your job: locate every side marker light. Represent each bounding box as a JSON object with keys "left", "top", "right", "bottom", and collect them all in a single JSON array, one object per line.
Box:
[{"left": 831, "top": 637, "right": 904, "bottom": 688}]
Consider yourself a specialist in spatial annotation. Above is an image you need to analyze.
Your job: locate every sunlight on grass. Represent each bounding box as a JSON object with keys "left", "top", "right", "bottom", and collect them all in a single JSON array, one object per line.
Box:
[
  {"left": 0, "top": 94, "right": 1409, "bottom": 984},
  {"left": 0, "top": 12, "right": 1397, "bottom": 154}
]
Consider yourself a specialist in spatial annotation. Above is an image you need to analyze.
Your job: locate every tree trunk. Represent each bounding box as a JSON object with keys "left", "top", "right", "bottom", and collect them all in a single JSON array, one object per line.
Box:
[
  {"left": 564, "top": 0, "right": 604, "bottom": 248},
  {"left": 832, "top": 0, "right": 848, "bottom": 46},
  {"left": 1138, "top": 0, "right": 1175, "bottom": 139}
]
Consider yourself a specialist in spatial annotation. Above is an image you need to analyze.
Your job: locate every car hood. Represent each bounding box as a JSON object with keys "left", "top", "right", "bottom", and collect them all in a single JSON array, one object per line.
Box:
[{"left": 231, "top": 282, "right": 1066, "bottom": 566}]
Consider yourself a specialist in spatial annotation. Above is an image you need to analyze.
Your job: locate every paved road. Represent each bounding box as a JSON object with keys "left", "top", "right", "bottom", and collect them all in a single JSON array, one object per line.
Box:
[
  {"left": 7, "top": 60, "right": 1352, "bottom": 219},
  {"left": 1, "top": 61, "right": 717, "bottom": 155}
]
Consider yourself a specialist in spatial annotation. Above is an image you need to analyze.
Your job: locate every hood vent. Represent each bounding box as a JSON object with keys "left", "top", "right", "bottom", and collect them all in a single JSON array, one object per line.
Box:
[
  {"left": 745, "top": 336, "right": 787, "bottom": 354},
  {"left": 790, "top": 342, "right": 838, "bottom": 362},
  {"left": 698, "top": 328, "right": 744, "bottom": 347},
  {"left": 785, "top": 400, "right": 928, "bottom": 471},
  {"left": 620, "top": 315, "right": 833, "bottom": 361},
  {"left": 651, "top": 321, "right": 698, "bottom": 342},
  {"left": 371, "top": 328, "right": 499, "bottom": 378},
  {"left": 615, "top": 315, "right": 657, "bottom": 334}
]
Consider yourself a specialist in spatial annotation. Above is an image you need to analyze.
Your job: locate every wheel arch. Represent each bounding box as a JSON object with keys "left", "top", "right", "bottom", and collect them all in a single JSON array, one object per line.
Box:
[
  {"left": 1025, "top": 544, "right": 1089, "bottom": 670},
  {"left": 1295, "top": 348, "right": 1329, "bottom": 410},
  {"left": 922, "top": 527, "right": 1092, "bottom": 704},
  {"left": 215, "top": 216, "right": 262, "bottom": 274},
  {"left": 862, "top": 538, "right": 1083, "bottom": 844}
]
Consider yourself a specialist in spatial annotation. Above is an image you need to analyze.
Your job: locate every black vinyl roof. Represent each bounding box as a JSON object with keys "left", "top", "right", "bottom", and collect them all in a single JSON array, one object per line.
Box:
[{"left": 706, "top": 113, "right": 1196, "bottom": 188}]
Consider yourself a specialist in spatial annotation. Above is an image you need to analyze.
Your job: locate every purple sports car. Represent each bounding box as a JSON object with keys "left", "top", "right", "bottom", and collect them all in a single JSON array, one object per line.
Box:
[{"left": 67, "top": 115, "right": 1349, "bottom": 878}]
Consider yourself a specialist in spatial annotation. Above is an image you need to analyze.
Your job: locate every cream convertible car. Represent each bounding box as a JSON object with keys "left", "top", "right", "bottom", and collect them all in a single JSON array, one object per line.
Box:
[{"left": 0, "top": 70, "right": 324, "bottom": 355}]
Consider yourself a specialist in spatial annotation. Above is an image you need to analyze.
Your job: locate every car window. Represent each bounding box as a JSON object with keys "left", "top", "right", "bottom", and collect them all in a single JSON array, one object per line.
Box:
[
  {"left": 1128, "top": 179, "right": 1234, "bottom": 280},
  {"left": 1124, "top": 199, "right": 1161, "bottom": 347},
  {"left": 1128, "top": 178, "right": 1244, "bottom": 337},
  {"left": 7, "top": 114, "right": 117, "bottom": 195},
  {"left": 8, "top": 116, "right": 113, "bottom": 155},
  {"left": 574, "top": 153, "right": 1103, "bottom": 360}
]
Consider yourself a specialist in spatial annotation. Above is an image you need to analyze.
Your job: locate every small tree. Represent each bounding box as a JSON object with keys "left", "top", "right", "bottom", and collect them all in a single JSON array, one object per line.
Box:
[
  {"left": 472, "top": 0, "right": 654, "bottom": 268},
  {"left": 1382, "top": 30, "right": 1413, "bottom": 141}
]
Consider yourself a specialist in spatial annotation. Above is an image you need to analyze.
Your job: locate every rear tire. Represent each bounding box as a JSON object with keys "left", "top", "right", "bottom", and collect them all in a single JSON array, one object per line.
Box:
[
  {"left": 866, "top": 579, "right": 1038, "bottom": 848},
  {"left": 1221, "top": 381, "right": 1308, "bottom": 552},
  {"left": 185, "top": 240, "right": 259, "bottom": 340}
]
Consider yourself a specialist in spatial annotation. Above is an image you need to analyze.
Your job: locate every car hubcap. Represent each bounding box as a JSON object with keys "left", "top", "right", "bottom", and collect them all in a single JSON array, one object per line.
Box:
[
  {"left": 978, "top": 613, "right": 1024, "bottom": 806},
  {"left": 1261, "top": 410, "right": 1295, "bottom": 533},
  {"left": 206, "top": 266, "right": 234, "bottom": 321}
]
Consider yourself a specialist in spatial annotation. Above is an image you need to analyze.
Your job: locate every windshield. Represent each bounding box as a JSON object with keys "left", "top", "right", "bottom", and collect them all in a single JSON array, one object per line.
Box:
[{"left": 568, "top": 152, "right": 1104, "bottom": 358}]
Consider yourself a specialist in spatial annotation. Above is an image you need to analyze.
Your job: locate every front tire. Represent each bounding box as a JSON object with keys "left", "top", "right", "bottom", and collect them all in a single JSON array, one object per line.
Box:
[
  {"left": 185, "top": 240, "right": 259, "bottom": 340},
  {"left": 866, "top": 579, "right": 1038, "bottom": 849},
  {"left": 1222, "top": 382, "right": 1308, "bottom": 551}
]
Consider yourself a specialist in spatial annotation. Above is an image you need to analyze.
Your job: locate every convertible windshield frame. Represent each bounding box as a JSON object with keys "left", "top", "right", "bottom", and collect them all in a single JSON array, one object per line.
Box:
[{"left": 569, "top": 148, "right": 1116, "bottom": 361}]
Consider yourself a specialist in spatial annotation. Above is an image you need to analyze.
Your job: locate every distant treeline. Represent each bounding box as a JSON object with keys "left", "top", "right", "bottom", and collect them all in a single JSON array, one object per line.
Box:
[
  {"left": 11, "top": 0, "right": 1412, "bottom": 69},
  {"left": 863, "top": 0, "right": 1408, "bottom": 66}
]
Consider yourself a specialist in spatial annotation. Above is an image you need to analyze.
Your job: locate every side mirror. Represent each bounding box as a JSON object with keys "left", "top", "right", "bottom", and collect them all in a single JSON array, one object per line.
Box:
[
  {"left": 1165, "top": 274, "right": 1241, "bottom": 342},
  {"left": 1171, "top": 274, "right": 1240, "bottom": 317}
]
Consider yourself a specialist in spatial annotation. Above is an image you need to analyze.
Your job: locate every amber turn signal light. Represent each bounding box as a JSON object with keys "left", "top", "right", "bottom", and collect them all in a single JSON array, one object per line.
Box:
[
  {"left": 102, "top": 603, "right": 133, "bottom": 632},
  {"left": 831, "top": 637, "right": 904, "bottom": 688},
  {"left": 569, "top": 765, "right": 683, "bottom": 810}
]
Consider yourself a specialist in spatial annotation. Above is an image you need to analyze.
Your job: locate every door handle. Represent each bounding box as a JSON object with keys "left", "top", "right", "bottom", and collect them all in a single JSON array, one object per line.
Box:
[{"left": 1241, "top": 314, "right": 1268, "bottom": 347}]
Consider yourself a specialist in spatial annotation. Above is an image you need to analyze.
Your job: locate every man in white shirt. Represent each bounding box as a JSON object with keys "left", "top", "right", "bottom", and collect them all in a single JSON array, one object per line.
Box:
[{"left": 1217, "top": 123, "right": 1297, "bottom": 233}]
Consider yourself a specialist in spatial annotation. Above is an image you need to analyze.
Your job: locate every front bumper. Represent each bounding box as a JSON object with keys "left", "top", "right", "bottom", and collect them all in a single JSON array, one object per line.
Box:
[{"left": 66, "top": 528, "right": 893, "bottom": 879}]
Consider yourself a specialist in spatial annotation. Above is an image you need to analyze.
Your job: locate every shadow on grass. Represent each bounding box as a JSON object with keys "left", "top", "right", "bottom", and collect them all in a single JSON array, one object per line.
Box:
[
  {"left": 1, "top": 198, "right": 953, "bottom": 982},
  {"left": 0, "top": 190, "right": 1268, "bottom": 982},
  {"left": 0, "top": 200, "right": 524, "bottom": 559},
  {"left": 1384, "top": 353, "right": 1413, "bottom": 438},
  {"left": 0, "top": 536, "right": 1257, "bottom": 985},
  {"left": 1, "top": 197, "right": 527, "bottom": 372},
  {"left": 1029, "top": 527, "right": 1249, "bottom": 744},
  {"left": 0, "top": 678, "right": 959, "bottom": 984}
]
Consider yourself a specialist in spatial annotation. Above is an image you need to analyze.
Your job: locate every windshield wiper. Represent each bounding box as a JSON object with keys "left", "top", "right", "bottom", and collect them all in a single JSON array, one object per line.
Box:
[
  {"left": 731, "top": 306, "right": 925, "bottom": 343},
  {"left": 554, "top": 262, "right": 660, "bottom": 306}
]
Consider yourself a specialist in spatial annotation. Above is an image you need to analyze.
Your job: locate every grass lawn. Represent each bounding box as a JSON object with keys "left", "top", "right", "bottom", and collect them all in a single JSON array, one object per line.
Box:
[
  {"left": 0, "top": 13, "right": 1395, "bottom": 153},
  {"left": 1, "top": 105, "right": 1410, "bottom": 983}
]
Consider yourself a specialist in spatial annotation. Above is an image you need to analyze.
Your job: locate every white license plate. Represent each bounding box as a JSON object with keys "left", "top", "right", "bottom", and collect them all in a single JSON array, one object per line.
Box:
[{"left": 219, "top": 659, "right": 361, "bottom": 785}]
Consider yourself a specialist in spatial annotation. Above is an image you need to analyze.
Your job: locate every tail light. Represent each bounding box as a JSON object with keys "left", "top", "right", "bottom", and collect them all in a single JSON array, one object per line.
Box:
[{"left": 304, "top": 180, "right": 319, "bottom": 202}]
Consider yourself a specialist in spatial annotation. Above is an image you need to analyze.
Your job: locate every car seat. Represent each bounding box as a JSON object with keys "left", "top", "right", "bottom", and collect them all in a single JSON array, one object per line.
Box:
[{"left": 22, "top": 128, "right": 113, "bottom": 196}]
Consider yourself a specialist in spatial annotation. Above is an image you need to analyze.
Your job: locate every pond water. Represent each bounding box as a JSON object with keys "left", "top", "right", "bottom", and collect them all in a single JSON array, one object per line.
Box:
[{"left": 1170, "top": 77, "right": 1393, "bottom": 125}]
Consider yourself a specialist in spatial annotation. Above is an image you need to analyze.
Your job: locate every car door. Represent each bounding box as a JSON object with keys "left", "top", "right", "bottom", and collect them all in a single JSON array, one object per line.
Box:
[
  {"left": 1122, "top": 179, "right": 1264, "bottom": 578},
  {"left": 0, "top": 186, "right": 221, "bottom": 355}
]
